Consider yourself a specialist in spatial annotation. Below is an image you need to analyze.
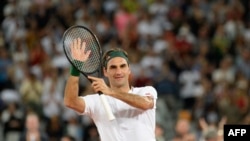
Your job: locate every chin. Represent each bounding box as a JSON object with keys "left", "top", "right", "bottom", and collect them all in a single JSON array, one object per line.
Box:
[
  {"left": 112, "top": 78, "right": 128, "bottom": 87},
  {"left": 114, "top": 82, "right": 124, "bottom": 88},
  {"left": 112, "top": 81, "right": 125, "bottom": 87}
]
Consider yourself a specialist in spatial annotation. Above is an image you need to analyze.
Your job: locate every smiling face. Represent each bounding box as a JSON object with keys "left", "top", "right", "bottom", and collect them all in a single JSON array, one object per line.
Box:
[{"left": 104, "top": 57, "right": 131, "bottom": 89}]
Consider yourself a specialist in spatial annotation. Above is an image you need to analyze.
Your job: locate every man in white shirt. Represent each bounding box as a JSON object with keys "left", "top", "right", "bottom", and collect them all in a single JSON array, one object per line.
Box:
[{"left": 64, "top": 38, "right": 157, "bottom": 141}]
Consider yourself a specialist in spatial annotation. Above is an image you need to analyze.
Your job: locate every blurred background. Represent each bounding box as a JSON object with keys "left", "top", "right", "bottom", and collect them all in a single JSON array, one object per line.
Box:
[{"left": 0, "top": 0, "right": 250, "bottom": 141}]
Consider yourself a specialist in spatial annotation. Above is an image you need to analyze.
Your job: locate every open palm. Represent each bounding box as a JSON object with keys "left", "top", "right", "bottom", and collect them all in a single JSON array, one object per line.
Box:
[{"left": 70, "top": 38, "right": 91, "bottom": 62}]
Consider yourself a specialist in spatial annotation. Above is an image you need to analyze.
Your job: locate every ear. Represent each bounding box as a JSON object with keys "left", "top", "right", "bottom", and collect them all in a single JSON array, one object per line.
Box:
[
  {"left": 128, "top": 66, "right": 131, "bottom": 74},
  {"left": 103, "top": 68, "right": 108, "bottom": 77}
]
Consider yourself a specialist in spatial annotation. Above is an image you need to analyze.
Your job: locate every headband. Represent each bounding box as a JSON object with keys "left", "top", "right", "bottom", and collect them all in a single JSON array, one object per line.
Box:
[{"left": 104, "top": 51, "right": 129, "bottom": 67}]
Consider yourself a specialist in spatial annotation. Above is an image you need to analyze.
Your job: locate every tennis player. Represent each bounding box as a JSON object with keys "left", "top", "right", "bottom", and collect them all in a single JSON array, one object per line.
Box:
[{"left": 64, "top": 38, "right": 157, "bottom": 141}]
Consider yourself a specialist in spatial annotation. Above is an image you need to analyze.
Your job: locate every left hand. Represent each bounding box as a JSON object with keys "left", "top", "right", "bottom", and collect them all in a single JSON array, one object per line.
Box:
[{"left": 88, "top": 76, "right": 113, "bottom": 95}]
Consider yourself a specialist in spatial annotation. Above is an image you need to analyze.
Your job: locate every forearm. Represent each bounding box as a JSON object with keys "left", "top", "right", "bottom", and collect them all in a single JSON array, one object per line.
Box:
[
  {"left": 110, "top": 90, "right": 154, "bottom": 110},
  {"left": 64, "top": 76, "right": 85, "bottom": 113}
]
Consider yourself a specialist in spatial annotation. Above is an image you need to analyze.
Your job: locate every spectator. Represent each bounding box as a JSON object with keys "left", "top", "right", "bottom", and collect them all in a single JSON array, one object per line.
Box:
[
  {"left": 1, "top": 102, "right": 24, "bottom": 141},
  {"left": 155, "top": 123, "right": 166, "bottom": 141},
  {"left": 178, "top": 54, "right": 203, "bottom": 110},
  {"left": 172, "top": 118, "right": 196, "bottom": 141},
  {"left": 0, "top": 47, "right": 13, "bottom": 91},
  {"left": 19, "top": 112, "right": 49, "bottom": 141},
  {"left": 19, "top": 70, "right": 43, "bottom": 115},
  {"left": 41, "top": 67, "right": 64, "bottom": 120},
  {"left": 212, "top": 55, "right": 235, "bottom": 85},
  {"left": 236, "top": 47, "right": 250, "bottom": 80},
  {"left": 83, "top": 120, "right": 100, "bottom": 141},
  {"left": 64, "top": 116, "right": 83, "bottom": 141},
  {"left": 61, "top": 135, "right": 76, "bottom": 141},
  {"left": 45, "top": 115, "right": 63, "bottom": 141},
  {"left": 199, "top": 117, "right": 227, "bottom": 141}
]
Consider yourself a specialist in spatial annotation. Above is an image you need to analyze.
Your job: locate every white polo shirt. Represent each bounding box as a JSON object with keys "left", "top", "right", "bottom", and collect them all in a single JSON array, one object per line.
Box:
[{"left": 80, "top": 86, "right": 157, "bottom": 141}]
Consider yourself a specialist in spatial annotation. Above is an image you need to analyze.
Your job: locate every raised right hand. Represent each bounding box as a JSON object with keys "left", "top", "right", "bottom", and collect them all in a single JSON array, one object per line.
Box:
[{"left": 70, "top": 38, "right": 91, "bottom": 62}]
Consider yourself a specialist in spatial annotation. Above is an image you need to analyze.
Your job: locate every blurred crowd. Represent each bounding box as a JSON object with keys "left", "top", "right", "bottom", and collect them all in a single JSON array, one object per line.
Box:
[{"left": 0, "top": 0, "right": 250, "bottom": 141}]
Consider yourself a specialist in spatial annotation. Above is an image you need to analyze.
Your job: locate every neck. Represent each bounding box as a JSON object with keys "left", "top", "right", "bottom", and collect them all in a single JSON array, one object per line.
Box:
[{"left": 28, "top": 129, "right": 39, "bottom": 134}]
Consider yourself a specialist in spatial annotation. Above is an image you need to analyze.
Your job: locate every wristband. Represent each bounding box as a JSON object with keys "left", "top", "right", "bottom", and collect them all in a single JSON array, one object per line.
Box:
[
  {"left": 70, "top": 65, "right": 80, "bottom": 76},
  {"left": 70, "top": 60, "right": 84, "bottom": 76}
]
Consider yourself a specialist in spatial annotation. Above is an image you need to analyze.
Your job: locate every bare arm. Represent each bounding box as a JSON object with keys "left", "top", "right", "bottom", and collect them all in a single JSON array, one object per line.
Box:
[
  {"left": 109, "top": 90, "right": 154, "bottom": 110},
  {"left": 64, "top": 38, "right": 91, "bottom": 113},
  {"left": 88, "top": 76, "right": 154, "bottom": 110},
  {"left": 64, "top": 76, "right": 85, "bottom": 113}
]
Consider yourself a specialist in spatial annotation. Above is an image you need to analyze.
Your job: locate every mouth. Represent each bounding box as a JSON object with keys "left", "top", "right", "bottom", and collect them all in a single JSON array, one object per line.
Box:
[{"left": 114, "top": 76, "right": 123, "bottom": 80}]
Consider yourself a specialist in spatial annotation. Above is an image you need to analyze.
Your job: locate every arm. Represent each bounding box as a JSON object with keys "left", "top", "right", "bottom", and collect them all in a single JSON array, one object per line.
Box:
[
  {"left": 88, "top": 76, "right": 155, "bottom": 110},
  {"left": 64, "top": 38, "right": 91, "bottom": 113},
  {"left": 109, "top": 90, "right": 154, "bottom": 110},
  {"left": 64, "top": 75, "right": 85, "bottom": 113}
]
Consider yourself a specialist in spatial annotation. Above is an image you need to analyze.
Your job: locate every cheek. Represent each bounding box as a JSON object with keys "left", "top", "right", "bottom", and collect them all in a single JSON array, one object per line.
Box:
[
  {"left": 124, "top": 69, "right": 131, "bottom": 78},
  {"left": 104, "top": 69, "right": 113, "bottom": 77},
  {"left": 127, "top": 68, "right": 131, "bottom": 75}
]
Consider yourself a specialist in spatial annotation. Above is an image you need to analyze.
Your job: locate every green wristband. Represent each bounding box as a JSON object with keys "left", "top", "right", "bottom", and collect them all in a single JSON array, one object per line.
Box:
[
  {"left": 70, "top": 65, "right": 80, "bottom": 76},
  {"left": 70, "top": 60, "right": 84, "bottom": 76}
]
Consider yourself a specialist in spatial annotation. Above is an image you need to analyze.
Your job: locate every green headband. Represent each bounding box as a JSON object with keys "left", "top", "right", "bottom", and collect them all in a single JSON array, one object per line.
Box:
[{"left": 104, "top": 51, "right": 129, "bottom": 67}]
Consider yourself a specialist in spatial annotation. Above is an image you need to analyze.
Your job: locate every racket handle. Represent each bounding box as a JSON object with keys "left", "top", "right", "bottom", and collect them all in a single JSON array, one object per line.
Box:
[{"left": 99, "top": 94, "right": 116, "bottom": 120}]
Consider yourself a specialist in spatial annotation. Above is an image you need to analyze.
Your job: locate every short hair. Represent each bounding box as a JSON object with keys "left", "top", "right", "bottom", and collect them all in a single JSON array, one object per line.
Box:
[{"left": 102, "top": 48, "right": 129, "bottom": 68}]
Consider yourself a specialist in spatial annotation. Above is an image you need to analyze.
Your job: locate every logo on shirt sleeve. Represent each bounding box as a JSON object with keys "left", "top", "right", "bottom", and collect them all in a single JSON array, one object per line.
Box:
[{"left": 145, "top": 93, "right": 153, "bottom": 97}]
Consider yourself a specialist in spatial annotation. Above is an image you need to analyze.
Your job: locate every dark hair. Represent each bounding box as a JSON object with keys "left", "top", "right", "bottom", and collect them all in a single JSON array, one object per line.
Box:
[{"left": 102, "top": 48, "right": 129, "bottom": 68}]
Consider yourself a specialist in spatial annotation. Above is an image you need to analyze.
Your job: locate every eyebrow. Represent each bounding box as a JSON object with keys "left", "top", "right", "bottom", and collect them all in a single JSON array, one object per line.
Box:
[{"left": 109, "top": 63, "right": 127, "bottom": 69}]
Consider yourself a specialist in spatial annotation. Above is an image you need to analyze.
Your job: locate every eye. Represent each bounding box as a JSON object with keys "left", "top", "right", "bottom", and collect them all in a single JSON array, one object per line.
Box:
[
  {"left": 109, "top": 65, "right": 117, "bottom": 69},
  {"left": 120, "top": 64, "right": 126, "bottom": 68}
]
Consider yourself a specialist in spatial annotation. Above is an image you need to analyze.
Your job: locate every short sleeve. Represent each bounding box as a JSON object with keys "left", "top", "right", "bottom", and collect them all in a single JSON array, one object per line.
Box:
[
  {"left": 78, "top": 94, "right": 99, "bottom": 116},
  {"left": 140, "top": 86, "right": 158, "bottom": 108},
  {"left": 141, "top": 86, "right": 157, "bottom": 99}
]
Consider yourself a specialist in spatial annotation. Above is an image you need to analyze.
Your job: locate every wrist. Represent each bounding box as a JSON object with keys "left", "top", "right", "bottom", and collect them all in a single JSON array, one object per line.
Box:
[
  {"left": 70, "top": 65, "right": 80, "bottom": 76},
  {"left": 70, "top": 60, "right": 84, "bottom": 76}
]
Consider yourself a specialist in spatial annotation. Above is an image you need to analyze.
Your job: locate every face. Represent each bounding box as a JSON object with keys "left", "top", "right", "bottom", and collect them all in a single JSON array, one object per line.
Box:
[
  {"left": 104, "top": 57, "right": 131, "bottom": 88},
  {"left": 26, "top": 114, "right": 40, "bottom": 131},
  {"left": 175, "top": 119, "right": 190, "bottom": 135},
  {"left": 61, "top": 137, "right": 72, "bottom": 141}
]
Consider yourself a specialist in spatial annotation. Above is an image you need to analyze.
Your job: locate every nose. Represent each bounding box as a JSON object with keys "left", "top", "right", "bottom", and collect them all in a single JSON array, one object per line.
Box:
[{"left": 115, "top": 67, "right": 122, "bottom": 74}]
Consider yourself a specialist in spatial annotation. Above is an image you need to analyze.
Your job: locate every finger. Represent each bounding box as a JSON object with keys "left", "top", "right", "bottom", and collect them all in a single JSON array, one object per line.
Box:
[
  {"left": 74, "top": 38, "right": 77, "bottom": 49},
  {"left": 77, "top": 38, "right": 81, "bottom": 49},
  {"left": 82, "top": 41, "right": 86, "bottom": 51},
  {"left": 91, "top": 81, "right": 98, "bottom": 86},
  {"left": 71, "top": 39, "right": 77, "bottom": 57},
  {"left": 85, "top": 50, "right": 91, "bottom": 59},
  {"left": 94, "top": 85, "right": 100, "bottom": 90},
  {"left": 92, "top": 84, "right": 100, "bottom": 92},
  {"left": 88, "top": 76, "right": 99, "bottom": 81},
  {"left": 70, "top": 40, "right": 73, "bottom": 52}
]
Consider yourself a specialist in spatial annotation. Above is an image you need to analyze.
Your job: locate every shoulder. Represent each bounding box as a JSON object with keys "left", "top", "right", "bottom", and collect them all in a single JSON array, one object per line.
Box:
[
  {"left": 81, "top": 94, "right": 100, "bottom": 102},
  {"left": 132, "top": 86, "right": 157, "bottom": 98},
  {"left": 133, "top": 86, "right": 157, "bottom": 92}
]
